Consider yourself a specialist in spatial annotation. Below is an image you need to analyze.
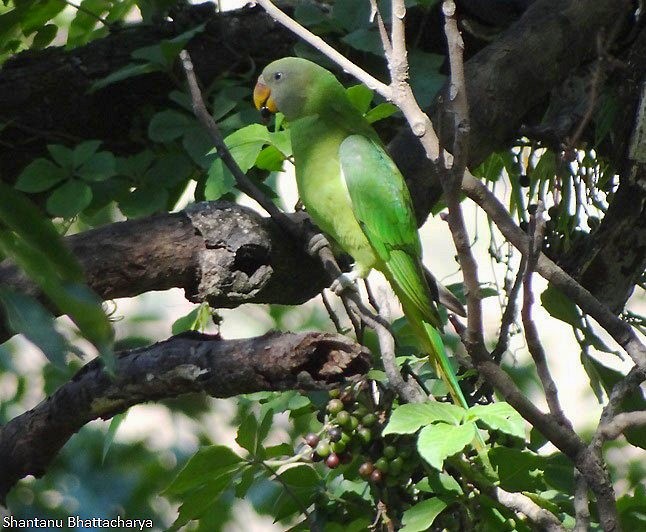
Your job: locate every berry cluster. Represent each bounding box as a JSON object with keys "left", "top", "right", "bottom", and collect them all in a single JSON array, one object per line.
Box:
[{"left": 303, "top": 386, "right": 416, "bottom": 486}]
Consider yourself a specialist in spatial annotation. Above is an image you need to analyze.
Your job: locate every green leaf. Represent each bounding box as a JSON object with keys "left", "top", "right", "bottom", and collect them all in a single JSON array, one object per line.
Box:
[
  {"left": 346, "top": 84, "right": 374, "bottom": 114},
  {"left": 0, "top": 182, "right": 83, "bottom": 279},
  {"left": 78, "top": 151, "right": 116, "bottom": 181},
  {"left": 416, "top": 470, "right": 463, "bottom": 496},
  {"left": 540, "top": 284, "right": 580, "bottom": 326},
  {"left": 148, "top": 109, "right": 192, "bottom": 142},
  {"left": 342, "top": 27, "right": 382, "bottom": 54},
  {"left": 467, "top": 402, "right": 526, "bottom": 439},
  {"left": 21, "top": 0, "right": 65, "bottom": 34},
  {"left": 272, "top": 465, "right": 320, "bottom": 522},
  {"left": 118, "top": 185, "right": 168, "bottom": 218},
  {"left": 332, "top": 0, "right": 371, "bottom": 31},
  {"left": 132, "top": 24, "right": 205, "bottom": 68},
  {"left": 15, "top": 158, "right": 68, "bottom": 192},
  {"left": 67, "top": 0, "right": 110, "bottom": 45},
  {"left": 73, "top": 140, "right": 102, "bottom": 167},
  {"left": 489, "top": 447, "right": 544, "bottom": 492},
  {"left": 408, "top": 51, "right": 446, "bottom": 107},
  {"left": 236, "top": 412, "right": 259, "bottom": 454},
  {"left": 164, "top": 445, "right": 243, "bottom": 496},
  {"left": 383, "top": 403, "right": 465, "bottom": 435},
  {"left": 294, "top": 2, "right": 327, "bottom": 26},
  {"left": 255, "top": 145, "right": 286, "bottom": 172},
  {"left": 102, "top": 412, "right": 126, "bottom": 462},
  {"left": 256, "top": 408, "right": 274, "bottom": 455},
  {"left": 89, "top": 62, "right": 159, "bottom": 92},
  {"left": 417, "top": 423, "right": 475, "bottom": 470},
  {"left": 171, "top": 305, "right": 203, "bottom": 334},
  {"left": 0, "top": 288, "right": 68, "bottom": 368},
  {"left": 400, "top": 498, "right": 448, "bottom": 532},
  {"left": 182, "top": 126, "right": 216, "bottom": 168},
  {"left": 46, "top": 179, "right": 93, "bottom": 218},
  {"left": 542, "top": 453, "right": 575, "bottom": 493},
  {"left": 147, "top": 151, "right": 193, "bottom": 187},
  {"left": 47, "top": 144, "right": 74, "bottom": 170},
  {"left": 365, "top": 102, "right": 398, "bottom": 124},
  {"left": 0, "top": 233, "right": 112, "bottom": 354},
  {"left": 204, "top": 159, "right": 236, "bottom": 200},
  {"left": 169, "top": 472, "right": 237, "bottom": 531},
  {"left": 32, "top": 23, "right": 57, "bottom": 49}
]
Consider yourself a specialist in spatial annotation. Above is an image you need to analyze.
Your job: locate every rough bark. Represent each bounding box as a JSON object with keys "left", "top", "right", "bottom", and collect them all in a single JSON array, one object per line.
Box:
[
  {"left": 0, "top": 201, "right": 327, "bottom": 342},
  {"left": 0, "top": 330, "right": 371, "bottom": 503}
]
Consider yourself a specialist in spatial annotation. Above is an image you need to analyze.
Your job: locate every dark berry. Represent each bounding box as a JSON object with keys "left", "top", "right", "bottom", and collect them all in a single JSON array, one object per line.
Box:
[
  {"left": 519, "top": 174, "right": 530, "bottom": 187},
  {"left": 326, "top": 453, "right": 340, "bottom": 469},
  {"left": 304, "top": 433, "right": 320, "bottom": 448},
  {"left": 359, "top": 462, "right": 375, "bottom": 479},
  {"left": 370, "top": 469, "right": 383, "bottom": 483},
  {"left": 328, "top": 426, "right": 343, "bottom": 442}
]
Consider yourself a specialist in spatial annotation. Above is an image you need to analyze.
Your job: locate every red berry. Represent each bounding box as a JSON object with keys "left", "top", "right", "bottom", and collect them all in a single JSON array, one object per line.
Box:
[
  {"left": 359, "top": 462, "right": 375, "bottom": 479},
  {"left": 370, "top": 469, "right": 383, "bottom": 483},
  {"left": 304, "top": 433, "right": 320, "bottom": 447},
  {"left": 326, "top": 453, "right": 340, "bottom": 469}
]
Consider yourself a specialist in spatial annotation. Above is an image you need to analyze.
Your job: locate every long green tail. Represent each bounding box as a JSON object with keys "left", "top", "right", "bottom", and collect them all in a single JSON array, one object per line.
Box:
[
  {"left": 407, "top": 308, "right": 487, "bottom": 451},
  {"left": 408, "top": 313, "right": 469, "bottom": 409}
]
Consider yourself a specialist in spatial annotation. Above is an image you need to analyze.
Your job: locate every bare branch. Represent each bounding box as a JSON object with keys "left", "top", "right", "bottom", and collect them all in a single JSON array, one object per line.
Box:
[
  {"left": 522, "top": 203, "right": 569, "bottom": 423},
  {"left": 598, "top": 411, "right": 646, "bottom": 440},
  {"left": 0, "top": 330, "right": 370, "bottom": 502},
  {"left": 494, "top": 487, "right": 566, "bottom": 532},
  {"left": 256, "top": 0, "right": 391, "bottom": 98},
  {"left": 440, "top": 1, "right": 485, "bottom": 347},
  {"left": 491, "top": 259, "right": 524, "bottom": 361},
  {"left": 574, "top": 471, "right": 590, "bottom": 532}
]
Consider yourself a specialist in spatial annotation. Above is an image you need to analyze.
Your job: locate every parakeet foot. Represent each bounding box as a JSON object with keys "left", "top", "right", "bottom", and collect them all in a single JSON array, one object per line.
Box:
[
  {"left": 307, "top": 233, "right": 330, "bottom": 256},
  {"left": 330, "top": 271, "right": 360, "bottom": 295}
]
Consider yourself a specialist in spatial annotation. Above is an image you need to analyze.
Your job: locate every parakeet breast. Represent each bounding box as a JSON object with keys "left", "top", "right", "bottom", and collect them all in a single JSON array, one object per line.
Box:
[{"left": 290, "top": 117, "right": 378, "bottom": 274}]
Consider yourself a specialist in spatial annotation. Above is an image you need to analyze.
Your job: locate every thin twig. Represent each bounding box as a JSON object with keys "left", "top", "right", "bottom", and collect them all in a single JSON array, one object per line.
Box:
[
  {"left": 363, "top": 278, "right": 381, "bottom": 314},
  {"left": 598, "top": 411, "right": 646, "bottom": 440},
  {"left": 491, "top": 258, "right": 524, "bottom": 362},
  {"left": 440, "top": 0, "right": 484, "bottom": 346},
  {"left": 64, "top": 0, "right": 110, "bottom": 26},
  {"left": 522, "top": 202, "right": 569, "bottom": 423},
  {"left": 369, "top": 0, "right": 392, "bottom": 57},
  {"left": 321, "top": 291, "right": 344, "bottom": 334},
  {"left": 256, "top": 0, "right": 391, "bottom": 98}
]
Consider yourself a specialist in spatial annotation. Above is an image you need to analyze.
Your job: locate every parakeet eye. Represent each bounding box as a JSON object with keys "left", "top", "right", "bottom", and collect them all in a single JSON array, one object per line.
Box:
[{"left": 273, "top": 72, "right": 283, "bottom": 81}]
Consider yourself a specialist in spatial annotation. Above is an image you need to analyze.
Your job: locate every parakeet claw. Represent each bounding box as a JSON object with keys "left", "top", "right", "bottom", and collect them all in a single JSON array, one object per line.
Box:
[
  {"left": 330, "top": 271, "right": 360, "bottom": 295},
  {"left": 307, "top": 233, "right": 330, "bottom": 256}
]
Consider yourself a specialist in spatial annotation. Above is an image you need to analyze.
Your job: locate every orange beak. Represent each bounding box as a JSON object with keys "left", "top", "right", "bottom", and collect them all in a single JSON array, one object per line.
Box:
[{"left": 253, "top": 75, "right": 278, "bottom": 114}]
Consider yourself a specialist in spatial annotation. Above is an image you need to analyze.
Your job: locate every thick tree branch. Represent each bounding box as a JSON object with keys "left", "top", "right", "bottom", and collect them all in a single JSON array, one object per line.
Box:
[
  {"left": 0, "top": 330, "right": 370, "bottom": 503},
  {"left": 0, "top": 202, "right": 327, "bottom": 342}
]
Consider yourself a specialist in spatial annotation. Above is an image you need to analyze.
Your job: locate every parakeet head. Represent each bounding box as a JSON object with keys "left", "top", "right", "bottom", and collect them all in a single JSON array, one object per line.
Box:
[{"left": 253, "top": 57, "right": 340, "bottom": 121}]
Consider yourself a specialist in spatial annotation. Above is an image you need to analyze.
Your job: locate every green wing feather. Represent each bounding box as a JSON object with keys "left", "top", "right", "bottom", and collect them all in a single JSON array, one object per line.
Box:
[{"left": 338, "top": 134, "right": 469, "bottom": 409}]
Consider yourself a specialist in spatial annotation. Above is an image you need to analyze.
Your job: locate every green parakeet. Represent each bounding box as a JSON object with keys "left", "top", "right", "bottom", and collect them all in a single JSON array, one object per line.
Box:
[{"left": 253, "top": 57, "right": 469, "bottom": 409}]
